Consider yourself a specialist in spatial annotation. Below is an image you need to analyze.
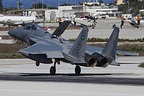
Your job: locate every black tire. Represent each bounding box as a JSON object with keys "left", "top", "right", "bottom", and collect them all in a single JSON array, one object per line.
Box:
[
  {"left": 75, "top": 66, "right": 81, "bottom": 75},
  {"left": 36, "top": 62, "right": 40, "bottom": 66},
  {"left": 50, "top": 66, "right": 56, "bottom": 75}
]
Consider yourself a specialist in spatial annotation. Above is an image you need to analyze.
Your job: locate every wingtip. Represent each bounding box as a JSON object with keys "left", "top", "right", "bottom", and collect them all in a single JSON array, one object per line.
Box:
[
  {"left": 114, "top": 26, "right": 120, "bottom": 32},
  {"left": 112, "top": 24, "right": 120, "bottom": 30}
]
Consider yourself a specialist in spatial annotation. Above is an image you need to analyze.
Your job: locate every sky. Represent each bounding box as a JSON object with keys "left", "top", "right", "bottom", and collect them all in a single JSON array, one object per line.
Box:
[{"left": 2, "top": 0, "right": 116, "bottom": 8}]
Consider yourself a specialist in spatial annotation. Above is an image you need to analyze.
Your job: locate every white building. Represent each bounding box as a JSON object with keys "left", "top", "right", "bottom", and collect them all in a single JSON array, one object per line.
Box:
[{"left": 58, "top": 4, "right": 118, "bottom": 18}]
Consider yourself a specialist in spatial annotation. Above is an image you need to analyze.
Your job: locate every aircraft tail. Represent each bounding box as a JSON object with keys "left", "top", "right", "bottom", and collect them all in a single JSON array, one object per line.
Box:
[
  {"left": 51, "top": 21, "right": 71, "bottom": 38},
  {"left": 102, "top": 27, "right": 119, "bottom": 60},
  {"left": 62, "top": 26, "right": 89, "bottom": 63}
]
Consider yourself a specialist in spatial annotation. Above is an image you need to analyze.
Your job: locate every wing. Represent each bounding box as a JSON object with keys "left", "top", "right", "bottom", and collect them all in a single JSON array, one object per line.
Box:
[{"left": 20, "top": 39, "right": 65, "bottom": 59}]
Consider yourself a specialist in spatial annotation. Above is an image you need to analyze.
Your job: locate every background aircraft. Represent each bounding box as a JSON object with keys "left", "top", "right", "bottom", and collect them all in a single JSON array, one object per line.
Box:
[
  {"left": 0, "top": 15, "right": 43, "bottom": 27},
  {"left": 72, "top": 12, "right": 97, "bottom": 29},
  {"left": 8, "top": 21, "right": 138, "bottom": 75},
  {"left": 129, "top": 17, "right": 144, "bottom": 28}
]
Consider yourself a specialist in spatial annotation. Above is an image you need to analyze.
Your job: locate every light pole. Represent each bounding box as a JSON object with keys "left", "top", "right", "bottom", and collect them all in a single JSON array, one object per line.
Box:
[
  {"left": 42, "top": 0, "right": 44, "bottom": 9},
  {"left": 83, "top": 0, "right": 86, "bottom": 18},
  {"left": 66, "top": 0, "right": 68, "bottom": 4}
]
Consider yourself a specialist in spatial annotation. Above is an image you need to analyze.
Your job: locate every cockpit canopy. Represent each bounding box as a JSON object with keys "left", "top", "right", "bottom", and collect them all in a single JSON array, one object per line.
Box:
[{"left": 23, "top": 23, "right": 44, "bottom": 31}]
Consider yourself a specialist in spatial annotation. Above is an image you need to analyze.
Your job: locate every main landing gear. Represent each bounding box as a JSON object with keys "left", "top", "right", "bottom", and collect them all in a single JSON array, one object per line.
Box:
[
  {"left": 49, "top": 59, "right": 81, "bottom": 75},
  {"left": 50, "top": 60, "right": 60, "bottom": 75},
  {"left": 50, "top": 65, "right": 81, "bottom": 75},
  {"left": 36, "top": 62, "right": 40, "bottom": 66},
  {"left": 50, "top": 66, "right": 56, "bottom": 75}
]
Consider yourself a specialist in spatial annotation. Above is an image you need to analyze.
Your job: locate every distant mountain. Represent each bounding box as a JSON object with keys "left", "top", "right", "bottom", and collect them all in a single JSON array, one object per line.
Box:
[{"left": 2, "top": 0, "right": 114, "bottom": 8}]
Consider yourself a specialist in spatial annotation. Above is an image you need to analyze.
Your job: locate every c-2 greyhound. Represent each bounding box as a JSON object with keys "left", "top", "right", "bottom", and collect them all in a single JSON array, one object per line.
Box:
[{"left": 8, "top": 21, "right": 138, "bottom": 75}]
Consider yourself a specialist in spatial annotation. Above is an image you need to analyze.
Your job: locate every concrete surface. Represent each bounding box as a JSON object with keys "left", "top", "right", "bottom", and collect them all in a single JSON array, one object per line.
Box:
[
  {"left": 0, "top": 81, "right": 144, "bottom": 96},
  {"left": 0, "top": 18, "right": 144, "bottom": 40},
  {"left": 0, "top": 57, "right": 144, "bottom": 96}
]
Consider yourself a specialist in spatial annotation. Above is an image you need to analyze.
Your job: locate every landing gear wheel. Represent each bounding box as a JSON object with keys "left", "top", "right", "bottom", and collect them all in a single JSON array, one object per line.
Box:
[
  {"left": 50, "top": 66, "right": 56, "bottom": 75},
  {"left": 36, "top": 62, "right": 40, "bottom": 66},
  {"left": 75, "top": 66, "right": 81, "bottom": 75}
]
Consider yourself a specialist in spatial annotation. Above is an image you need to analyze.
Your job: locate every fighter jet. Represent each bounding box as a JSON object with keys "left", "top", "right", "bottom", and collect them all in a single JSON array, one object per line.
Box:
[{"left": 8, "top": 21, "right": 138, "bottom": 75}]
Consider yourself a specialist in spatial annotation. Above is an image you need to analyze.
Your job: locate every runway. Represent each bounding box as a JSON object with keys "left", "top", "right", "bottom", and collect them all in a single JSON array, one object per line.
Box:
[
  {"left": 0, "top": 57, "right": 144, "bottom": 86},
  {"left": 0, "top": 57, "right": 144, "bottom": 96}
]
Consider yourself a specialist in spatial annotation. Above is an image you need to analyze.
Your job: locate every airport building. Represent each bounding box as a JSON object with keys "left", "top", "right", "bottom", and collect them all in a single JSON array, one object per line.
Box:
[
  {"left": 58, "top": 4, "right": 118, "bottom": 18},
  {"left": 7, "top": 1, "right": 119, "bottom": 22},
  {"left": 85, "top": 5, "right": 118, "bottom": 17}
]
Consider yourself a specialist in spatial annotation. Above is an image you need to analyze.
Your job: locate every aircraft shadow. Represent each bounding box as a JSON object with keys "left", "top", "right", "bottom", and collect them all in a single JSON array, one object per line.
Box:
[
  {"left": 18, "top": 73, "right": 112, "bottom": 76},
  {"left": 19, "top": 73, "right": 113, "bottom": 76},
  {"left": 0, "top": 72, "right": 142, "bottom": 86}
]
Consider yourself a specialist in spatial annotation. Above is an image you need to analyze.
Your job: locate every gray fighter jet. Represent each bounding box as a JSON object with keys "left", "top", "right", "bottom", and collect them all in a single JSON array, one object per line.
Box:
[{"left": 8, "top": 21, "right": 138, "bottom": 75}]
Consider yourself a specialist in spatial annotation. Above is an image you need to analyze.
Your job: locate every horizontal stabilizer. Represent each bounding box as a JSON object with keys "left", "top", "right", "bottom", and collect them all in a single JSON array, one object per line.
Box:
[{"left": 110, "top": 60, "right": 120, "bottom": 66}]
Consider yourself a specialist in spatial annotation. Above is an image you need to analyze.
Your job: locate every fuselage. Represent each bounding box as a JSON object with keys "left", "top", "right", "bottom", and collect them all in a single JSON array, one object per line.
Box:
[
  {"left": 0, "top": 15, "right": 43, "bottom": 26},
  {"left": 0, "top": 16, "right": 35, "bottom": 22},
  {"left": 8, "top": 23, "right": 49, "bottom": 44}
]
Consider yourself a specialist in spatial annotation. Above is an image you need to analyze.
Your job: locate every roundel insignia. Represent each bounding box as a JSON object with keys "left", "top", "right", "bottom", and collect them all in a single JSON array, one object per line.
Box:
[
  {"left": 81, "top": 36, "right": 85, "bottom": 40},
  {"left": 76, "top": 50, "right": 79, "bottom": 54}
]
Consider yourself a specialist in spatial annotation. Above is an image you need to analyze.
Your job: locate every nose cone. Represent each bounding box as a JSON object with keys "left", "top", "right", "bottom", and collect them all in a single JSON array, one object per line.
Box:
[
  {"left": 8, "top": 29, "right": 16, "bottom": 37},
  {"left": 8, "top": 28, "right": 28, "bottom": 43},
  {"left": 8, "top": 28, "right": 23, "bottom": 39}
]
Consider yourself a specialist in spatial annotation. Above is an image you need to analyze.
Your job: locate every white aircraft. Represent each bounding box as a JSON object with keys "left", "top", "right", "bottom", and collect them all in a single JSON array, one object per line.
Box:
[
  {"left": 129, "top": 17, "right": 144, "bottom": 28},
  {"left": 0, "top": 15, "right": 43, "bottom": 27},
  {"left": 72, "top": 12, "right": 97, "bottom": 29}
]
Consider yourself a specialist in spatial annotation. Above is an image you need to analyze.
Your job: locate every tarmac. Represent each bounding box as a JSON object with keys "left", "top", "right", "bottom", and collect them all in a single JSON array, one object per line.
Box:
[
  {"left": 0, "top": 57, "right": 144, "bottom": 96},
  {"left": 0, "top": 18, "right": 144, "bottom": 41}
]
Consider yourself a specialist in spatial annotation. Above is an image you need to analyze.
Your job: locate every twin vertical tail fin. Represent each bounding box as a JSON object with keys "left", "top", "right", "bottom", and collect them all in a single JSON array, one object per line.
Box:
[
  {"left": 63, "top": 26, "right": 119, "bottom": 65},
  {"left": 63, "top": 26, "right": 89, "bottom": 63},
  {"left": 68, "top": 26, "right": 88, "bottom": 60},
  {"left": 102, "top": 27, "right": 119, "bottom": 61}
]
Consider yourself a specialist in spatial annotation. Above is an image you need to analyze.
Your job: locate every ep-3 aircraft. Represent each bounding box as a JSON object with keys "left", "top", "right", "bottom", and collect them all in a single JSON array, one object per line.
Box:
[{"left": 8, "top": 21, "right": 138, "bottom": 75}]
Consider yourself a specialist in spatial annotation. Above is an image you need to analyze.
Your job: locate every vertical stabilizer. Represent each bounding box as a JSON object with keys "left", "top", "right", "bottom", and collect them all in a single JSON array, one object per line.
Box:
[
  {"left": 69, "top": 26, "right": 88, "bottom": 59},
  {"left": 102, "top": 27, "right": 119, "bottom": 60},
  {"left": 63, "top": 26, "right": 88, "bottom": 63}
]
